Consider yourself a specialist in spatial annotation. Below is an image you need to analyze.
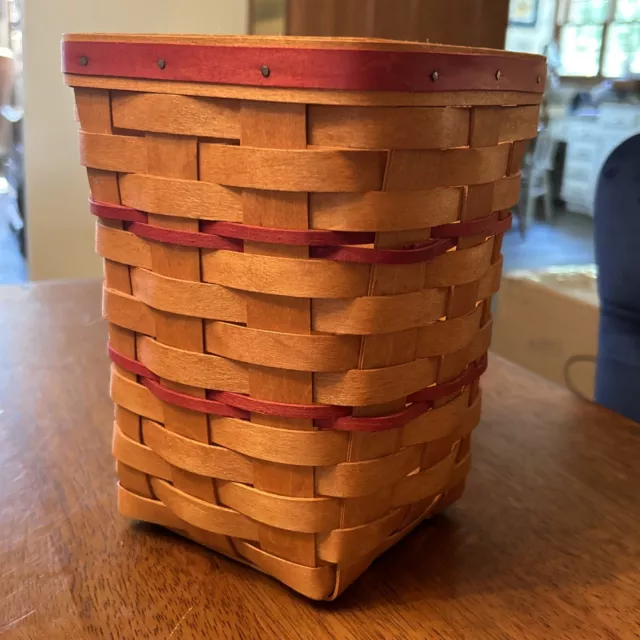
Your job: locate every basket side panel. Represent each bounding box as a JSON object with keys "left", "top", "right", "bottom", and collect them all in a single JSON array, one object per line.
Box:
[
  {"left": 238, "top": 101, "right": 317, "bottom": 569},
  {"left": 143, "top": 131, "right": 237, "bottom": 557},
  {"left": 72, "top": 64, "right": 541, "bottom": 599},
  {"left": 74, "top": 87, "right": 149, "bottom": 499}
]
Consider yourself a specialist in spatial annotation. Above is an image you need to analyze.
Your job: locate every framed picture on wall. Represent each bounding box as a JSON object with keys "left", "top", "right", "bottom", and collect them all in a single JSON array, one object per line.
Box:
[{"left": 509, "top": 0, "right": 539, "bottom": 27}]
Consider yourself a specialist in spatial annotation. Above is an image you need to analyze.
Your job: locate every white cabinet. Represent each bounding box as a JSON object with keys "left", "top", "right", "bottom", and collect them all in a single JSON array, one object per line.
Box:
[
  {"left": 559, "top": 105, "right": 640, "bottom": 217},
  {"left": 560, "top": 117, "right": 600, "bottom": 217},
  {"left": 599, "top": 104, "right": 640, "bottom": 130}
]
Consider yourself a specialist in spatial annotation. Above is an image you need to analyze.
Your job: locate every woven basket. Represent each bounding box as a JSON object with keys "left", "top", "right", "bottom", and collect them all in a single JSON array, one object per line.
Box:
[{"left": 63, "top": 34, "right": 545, "bottom": 600}]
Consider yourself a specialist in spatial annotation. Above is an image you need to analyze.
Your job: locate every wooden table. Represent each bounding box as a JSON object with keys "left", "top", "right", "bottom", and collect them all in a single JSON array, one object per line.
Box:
[{"left": 2, "top": 281, "right": 639, "bottom": 639}]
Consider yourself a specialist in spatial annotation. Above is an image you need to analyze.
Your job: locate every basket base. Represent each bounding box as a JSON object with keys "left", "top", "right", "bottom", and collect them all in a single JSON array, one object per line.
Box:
[{"left": 118, "top": 479, "right": 467, "bottom": 600}]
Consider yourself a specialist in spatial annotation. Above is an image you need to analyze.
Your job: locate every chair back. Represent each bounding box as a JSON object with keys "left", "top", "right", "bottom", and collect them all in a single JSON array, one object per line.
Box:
[{"left": 531, "top": 127, "right": 554, "bottom": 172}]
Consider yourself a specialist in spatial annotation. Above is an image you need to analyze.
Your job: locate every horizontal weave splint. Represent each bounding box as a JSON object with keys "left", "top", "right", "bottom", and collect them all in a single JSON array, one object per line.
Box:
[{"left": 65, "top": 33, "right": 545, "bottom": 600}]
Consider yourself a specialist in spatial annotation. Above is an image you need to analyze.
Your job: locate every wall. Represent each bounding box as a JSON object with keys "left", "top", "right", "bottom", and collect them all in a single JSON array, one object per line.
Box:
[
  {"left": 505, "top": 0, "right": 556, "bottom": 54},
  {"left": 24, "top": 0, "right": 248, "bottom": 281}
]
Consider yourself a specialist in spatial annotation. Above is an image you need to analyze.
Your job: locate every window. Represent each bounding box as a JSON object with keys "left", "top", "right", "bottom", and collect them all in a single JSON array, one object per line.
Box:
[{"left": 557, "top": 0, "right": 640, "bottom": 77}]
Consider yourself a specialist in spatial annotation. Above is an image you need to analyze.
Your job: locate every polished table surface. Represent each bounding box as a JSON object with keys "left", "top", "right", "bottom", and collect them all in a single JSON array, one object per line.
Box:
[{"left": 1, "top": 281, "right": 639, "bottom": 639}]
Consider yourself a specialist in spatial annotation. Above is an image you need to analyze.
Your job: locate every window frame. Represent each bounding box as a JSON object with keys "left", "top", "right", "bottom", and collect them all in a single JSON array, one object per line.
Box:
[{"left": 555, "top": 0, "right": 639, "bottom": 80}]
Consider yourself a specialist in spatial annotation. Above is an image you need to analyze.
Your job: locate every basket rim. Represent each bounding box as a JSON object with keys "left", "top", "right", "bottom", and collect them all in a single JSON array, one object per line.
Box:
[
  {"left": 62, "top": 34, "right": 546, "bottom": 94},
  {"left": 62, "top": 33, "right": 543, "bottom": 58}
]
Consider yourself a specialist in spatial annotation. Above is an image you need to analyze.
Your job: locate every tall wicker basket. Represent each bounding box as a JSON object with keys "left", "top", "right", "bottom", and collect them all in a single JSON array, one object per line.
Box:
[{"left": 63, "top": 35, "right": 545, "bottom": 600}]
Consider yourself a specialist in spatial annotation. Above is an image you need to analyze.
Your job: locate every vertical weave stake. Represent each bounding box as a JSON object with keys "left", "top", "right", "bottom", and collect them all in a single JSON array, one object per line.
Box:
[{"left": 64, "top": 34, "right": 546, "bottom": 600}]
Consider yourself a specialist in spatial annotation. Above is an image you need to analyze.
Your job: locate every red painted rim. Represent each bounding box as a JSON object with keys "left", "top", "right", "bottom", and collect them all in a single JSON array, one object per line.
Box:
[{"left": 62, "top": 40, "right": 546, "bottom": 94}]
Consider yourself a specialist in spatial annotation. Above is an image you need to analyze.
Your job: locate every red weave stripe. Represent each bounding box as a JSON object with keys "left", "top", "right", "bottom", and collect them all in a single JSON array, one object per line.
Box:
[
  {"left": 91, "top": 200, "right": 512, "bottom": 265},
  {"left": 318, "top": 356, "right": 487, "bottom": 432},
  {"left": 107, "top": 343, "right": 349, "bottom": 420},
  {"left": 90, "top": 198, "right": 146, "bottom": 223},
  {"left": 310, "top": 239, "right": 455, "bottom": 264},
  {"left": 408, "top": 354, "right": 488, "bottom": 403},
  {"left": 316, "top": 401, "right": 430, "bottom": 433},
  {"left": 208, "top": 390, "right": 351, "bottom": 420},
  {"left": 108, "top": 343, "right": 157, "bottom": 379},
  {"left": 62, "top": 41, "right": 546, "bottom": 94},
  {"left": 431, "top": 211, "right": 512, "bottom": 239},
  {"left": 143, "top": 378, "right": 250, "bottom": 420},
  {"left": 109, "top": 344, "right": 250, "bottom": 418},
  {"left": 201, "top": 220, "right": 375, "bottom": 247},
  {"left": 128, "top": 221, "right": 244, "bottom": 252},
  {"left": 492, "top": 213, "right": 514, "bottom": 236},
  {"left": 106, "top": 343, "right": 487, "bottom": 431}
]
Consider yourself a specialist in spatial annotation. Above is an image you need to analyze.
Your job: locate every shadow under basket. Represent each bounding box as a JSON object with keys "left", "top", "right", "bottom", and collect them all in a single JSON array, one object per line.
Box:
[{"left": 63, "top": 34, "right": 545, "bottom": 600}]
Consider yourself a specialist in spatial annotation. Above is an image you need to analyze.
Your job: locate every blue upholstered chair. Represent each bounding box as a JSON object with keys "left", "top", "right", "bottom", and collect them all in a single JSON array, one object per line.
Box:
[{"left": 594, "top": 134, "right": 640, "bottom": 423}]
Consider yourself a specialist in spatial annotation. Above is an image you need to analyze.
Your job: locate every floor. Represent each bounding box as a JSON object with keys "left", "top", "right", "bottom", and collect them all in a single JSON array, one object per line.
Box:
[
  {"left": 502, "top": 208, "right": 595, "bottom": 272},
  {"left": 0, "top": 181, "right": 26, "bottom": 284},
  {"left": 0, "top": 203, "right": 595, "bottom": 286}
]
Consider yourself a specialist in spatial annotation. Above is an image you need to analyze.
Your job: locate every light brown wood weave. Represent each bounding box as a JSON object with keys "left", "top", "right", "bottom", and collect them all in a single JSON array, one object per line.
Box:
[{"left": 65, "top": 34, "right": 544, "bottom": 600}]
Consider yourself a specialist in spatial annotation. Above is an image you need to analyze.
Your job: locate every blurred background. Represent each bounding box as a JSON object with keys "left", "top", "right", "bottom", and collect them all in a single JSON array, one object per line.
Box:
[{"left": 1, "top": 0, "right": 639, "bottom": 403}]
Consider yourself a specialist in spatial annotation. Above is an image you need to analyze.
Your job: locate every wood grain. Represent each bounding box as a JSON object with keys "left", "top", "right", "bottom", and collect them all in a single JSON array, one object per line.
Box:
[
  {"left": 63, "top": 31, "right": 512, "bottom": 52},
  {"left": 286, "top": 0, "right": 510, "bottom": 49},
  {"left": 199, "top": 143, "right": 387, "bottom": 192},
  {"left": 74, "top": 87, "right": 147, "bottom": 497},
  {"left": 239, "top": 102, "right": 316, "bottom": 567},
  {"left": 3, "top": 280, "right": 640, "bottom": 638},
  {"left": 67, "top": 72, "right": 544, "bottom": 108},
  {"left": 102, "top": 261, "right": 502, "bottom": 336},
  {"left": 95, "top": 223, "right": 495, "bottom": 298},
  {"left": 144, "top": 133, "right": 235, "bottom": 556},
  {"left": 112, "top": 91, "right": 240, "bottom": 139}
]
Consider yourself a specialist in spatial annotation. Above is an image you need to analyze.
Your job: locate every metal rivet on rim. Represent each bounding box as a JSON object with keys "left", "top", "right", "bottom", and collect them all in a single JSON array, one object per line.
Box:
[
  {"left": 537, "top": 75, "right": 542, "bottom": 84},
  {"left": 79, "top": 56, "right": 88, "bottom": 66},
  {"left": 260, "top": 64, "right": 270, "bottom": 78},
  {"left": 157, "top": 59, "right": 167, "bottom": 70},
  {"left": 495, "top": 70, "right": 502, "bottom": 80},
  {"left": 430, "top": 70, "right": 439, "bottom": 81}
]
